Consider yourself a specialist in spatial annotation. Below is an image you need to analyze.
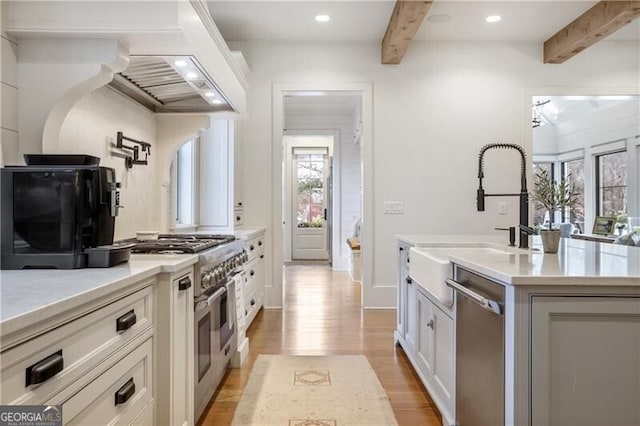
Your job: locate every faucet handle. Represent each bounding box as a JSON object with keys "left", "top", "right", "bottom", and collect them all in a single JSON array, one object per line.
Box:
[
  {"left": 495, "top": 227, "right": 516, "bottom": 247},
  {"left": 519, "top": 225, "right": 536, "bottom": 235}
]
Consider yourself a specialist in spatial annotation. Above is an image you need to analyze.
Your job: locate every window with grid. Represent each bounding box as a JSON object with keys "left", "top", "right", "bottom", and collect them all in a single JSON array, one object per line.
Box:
[
  {"left": 596, "top": 151, "right": 627, "bottom": 217},
  {"left": 561, "top": 159, "right": 584, "bottom": 229}
]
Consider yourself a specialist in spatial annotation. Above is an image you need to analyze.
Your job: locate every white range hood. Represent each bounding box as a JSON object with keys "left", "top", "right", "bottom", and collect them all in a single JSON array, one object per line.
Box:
[{"left": 3, "top": 0, "right": 247, "bottom": 153}]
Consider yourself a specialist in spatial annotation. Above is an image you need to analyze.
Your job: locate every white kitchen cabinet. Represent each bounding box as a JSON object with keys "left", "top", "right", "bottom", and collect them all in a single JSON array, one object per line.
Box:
[
  {"left": 405, "top": 275, "right": 418, "bottom": 354},
  {"left": 395, "top": 243, "right": 410, "bottom": 341},
  {"left": 243, "top": 231, "right": 266, "bottom": 328},
  {"left": 395, "top": 238, "right": 456, "bottom": 426},
  {"left": 431, "top": 298, "right": 455, "bottom": 417},
  {"left": 415, "top": 285, "right": 455, "bottom": 422},
  {"left": 530, "top": 296, "right": 640, "bottom": 426},
  {"left": 154, "top": 269, "right": 194, "bottom": 426},
  {"left": 1, "top": 284, "right": 154, "bottom": 406},
  {"left": 415, "top": 289, "right": 434, "bottom": 376},
  {"left": 63, "top": 338, "right": 154, "bottom": 426},
  {"left": 0, "top": 279, "right": 156, "bottom": 424}
]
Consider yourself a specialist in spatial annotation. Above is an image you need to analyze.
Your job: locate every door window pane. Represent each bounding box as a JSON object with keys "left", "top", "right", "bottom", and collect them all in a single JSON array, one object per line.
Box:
[
  {"left": 296, "top": 155, "right": 324, "bottom": 228},
  {"left": 597, "top": 152, "right": 627, "bottom": 217}
]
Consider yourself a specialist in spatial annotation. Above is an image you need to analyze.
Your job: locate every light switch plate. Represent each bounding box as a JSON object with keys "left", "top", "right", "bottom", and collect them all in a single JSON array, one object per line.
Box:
[
  {"left": 498, "top": 202, "right": 508, "bottom": 215},
  {"left": 384, "top": 201, "right": 404, "bottom": 215}
]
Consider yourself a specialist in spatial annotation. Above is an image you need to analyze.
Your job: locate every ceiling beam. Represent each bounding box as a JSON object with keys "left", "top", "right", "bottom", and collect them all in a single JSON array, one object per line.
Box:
[
  {"left": 381, "top": 1, "right": 433, "bottom": 65},
  {"left": 544, "top": 1, "right": 640, "bottom": 64}
]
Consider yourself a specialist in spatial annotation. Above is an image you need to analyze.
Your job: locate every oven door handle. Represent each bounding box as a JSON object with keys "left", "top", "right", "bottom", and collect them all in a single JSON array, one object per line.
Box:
[{"left": 207, "top": 287, "right": 226, "bottom": 305}]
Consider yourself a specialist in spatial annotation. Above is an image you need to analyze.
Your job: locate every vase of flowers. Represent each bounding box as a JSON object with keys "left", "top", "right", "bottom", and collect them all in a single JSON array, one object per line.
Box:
[{"left": 533, "top": 169, "right": 580, "bottom": 253}]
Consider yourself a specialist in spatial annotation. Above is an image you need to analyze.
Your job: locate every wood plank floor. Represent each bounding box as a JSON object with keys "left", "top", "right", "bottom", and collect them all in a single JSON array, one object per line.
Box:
[{"left": 198, "top": 264, "right": 442, "bottom": 425}]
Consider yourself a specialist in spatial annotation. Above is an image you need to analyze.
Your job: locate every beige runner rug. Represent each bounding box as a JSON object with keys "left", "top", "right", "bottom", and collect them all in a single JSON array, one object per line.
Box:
[{"left": 231, "top": 355, "right": 399, "bottom": 426}]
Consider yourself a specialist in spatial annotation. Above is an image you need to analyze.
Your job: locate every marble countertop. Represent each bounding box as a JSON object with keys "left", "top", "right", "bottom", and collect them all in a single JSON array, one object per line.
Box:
[
  {"left": 410, "top": 237, "right": 640, "bottom": 286},
  {"left": 234, "top": 227, "right": 266, "bottom": 240},
  {"left": 396, "top": 234, "right": 507, "bottom": 246},
  {"left": 0, "top": 254, "right": 198, "bottom": 337}
]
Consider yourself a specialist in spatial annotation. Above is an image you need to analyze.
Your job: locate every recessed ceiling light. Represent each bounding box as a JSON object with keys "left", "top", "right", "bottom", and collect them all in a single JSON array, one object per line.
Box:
[
  {"left": 204, "top": 92, "right": 215, "bottom": 98},
  {"left": 315, "top": 14, "right": 330, "bottom": 23},
  {"left": 186, "top": 72, "right": 198, "bottom": 79},
  {"left": 212, "top": 99, "right": 223, "bottom": 105},
  {"left": 486, "top": 15, "right": 502, "bottom": 23},
  {"left": 427, "top": 14, "right": 452, "bottom": 24},
  {"left": 174, "top": 60, "right": 187, "bottom": 67}
]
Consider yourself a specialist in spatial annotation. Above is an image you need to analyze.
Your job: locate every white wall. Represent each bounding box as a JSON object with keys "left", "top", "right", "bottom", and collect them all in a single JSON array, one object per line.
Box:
[
  {"left": 231, "top": 39, "right": 640, "bottom": 308},
  {"left": 1, "top": 22, "right": 19, "bottom": 165},
  {"left": 57, "top": 86, "right": 158, "bottom": 240},
  {"left": 285, "top": 110, "right": 362, "bottom": 270}
]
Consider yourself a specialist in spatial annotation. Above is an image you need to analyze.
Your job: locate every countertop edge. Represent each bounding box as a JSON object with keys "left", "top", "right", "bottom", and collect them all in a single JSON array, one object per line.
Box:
[{"left": 0, "top": 256, "right": 199, "bottom": 342}]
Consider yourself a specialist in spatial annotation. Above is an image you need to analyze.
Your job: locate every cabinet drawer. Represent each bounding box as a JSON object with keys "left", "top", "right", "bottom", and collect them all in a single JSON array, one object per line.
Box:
[
  {"left": 64, "top": 338, "right": 153, "bottom": 425},
  {"left": 0, "top": 284, "right": 154, "bottom": 405},
  {"left": 244, "top": 258, "right": 258, "bottom": 282},
  {"left": 244, "top": 236, "right": 264, "bottom": 260},
  {"left": 234, "top": 209, "right": 244, "bottom": 226},
  {"left": 130, "top": 400, "right": 154, "bottom": 426}
]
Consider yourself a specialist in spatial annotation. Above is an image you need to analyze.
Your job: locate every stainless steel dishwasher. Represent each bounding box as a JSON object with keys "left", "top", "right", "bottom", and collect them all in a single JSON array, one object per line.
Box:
[{"left": 447, "top": 268, "right": 505, "bottom": 426}]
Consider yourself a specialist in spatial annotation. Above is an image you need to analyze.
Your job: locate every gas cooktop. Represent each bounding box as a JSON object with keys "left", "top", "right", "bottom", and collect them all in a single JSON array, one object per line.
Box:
[{"left": 126, "top": 234, "right": 236, "bottom": 254}]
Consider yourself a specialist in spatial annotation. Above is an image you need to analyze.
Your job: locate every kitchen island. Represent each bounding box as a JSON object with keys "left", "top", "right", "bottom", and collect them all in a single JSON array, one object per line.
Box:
[
  {"left": 0, "top": 254, "right": 198, "bottom": 425},
  {"left": 395, "top": 235, "right": 640, "bottom": 426}
]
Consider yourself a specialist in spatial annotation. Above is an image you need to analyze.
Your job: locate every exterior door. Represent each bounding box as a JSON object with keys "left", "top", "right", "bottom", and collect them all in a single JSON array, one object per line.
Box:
[{"left": 292, "top": 148, "right": 330, "bottom": 260}]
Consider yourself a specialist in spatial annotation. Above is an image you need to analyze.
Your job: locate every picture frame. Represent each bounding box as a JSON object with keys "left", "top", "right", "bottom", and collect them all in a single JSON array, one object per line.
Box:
[{"left": 592, "top": 216, "right": 616, "bottom": 235}]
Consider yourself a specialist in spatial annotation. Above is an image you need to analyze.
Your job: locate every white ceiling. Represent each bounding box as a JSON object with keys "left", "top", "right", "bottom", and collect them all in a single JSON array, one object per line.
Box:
[
  {"left": 207, "top": 1, "right": 640, "bottom": 42},
  {"left": 532, "top": 95, "right": 640, "bottom": 127}
]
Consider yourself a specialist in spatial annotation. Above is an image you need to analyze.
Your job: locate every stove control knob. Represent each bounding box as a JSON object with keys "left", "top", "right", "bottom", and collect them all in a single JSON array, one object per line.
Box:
[{"left": 202, "top": 273, "right": 210, "bottom": 289}]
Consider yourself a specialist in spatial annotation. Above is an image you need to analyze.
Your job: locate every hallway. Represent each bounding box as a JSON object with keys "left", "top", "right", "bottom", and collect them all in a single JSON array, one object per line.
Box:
[{"left": 198, "top": 264, "right": 441, "bottom": 425}]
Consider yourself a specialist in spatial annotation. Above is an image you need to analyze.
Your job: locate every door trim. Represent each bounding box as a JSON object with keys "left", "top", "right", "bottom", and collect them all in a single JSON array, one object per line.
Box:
[{"left": 270, "top": 82, "right": 376, "bottom": 309}]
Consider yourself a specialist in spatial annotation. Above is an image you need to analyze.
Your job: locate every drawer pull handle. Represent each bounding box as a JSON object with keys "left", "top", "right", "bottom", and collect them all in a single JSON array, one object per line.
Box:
[
  {"left": 26, "top": 350, "right": 64, "bottom": 386},
  {"left": 250, "top": 270, "right": 255, "bottom": 277},
  {"left": 116, "top": 310, "right": 137, "bottom": 332},
  {"left": 115, "top": 378, "right": 136, "bottom": 406},
  {"left": 258, "top": 240, "right": 262, "bottom": 246},
  {"left": 260, "top": 254, "right": 264, "bottom": 259},
  {"left": 178, "top": 277, "right": 191, "bottom": 291},
  {"left": 250, "top": 245, "right": 255, "bottom": 251},
  {"left": 406, "top": 277, "right": 412, "bottom": 284},
  {"left": 251, "top": 299, "right": 256, "bottom": 306}
]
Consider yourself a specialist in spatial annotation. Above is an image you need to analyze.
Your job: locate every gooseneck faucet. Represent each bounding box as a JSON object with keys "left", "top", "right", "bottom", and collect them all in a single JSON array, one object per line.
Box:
[{"left": 477, "top": 143, "right": 532, "bottom": 249}]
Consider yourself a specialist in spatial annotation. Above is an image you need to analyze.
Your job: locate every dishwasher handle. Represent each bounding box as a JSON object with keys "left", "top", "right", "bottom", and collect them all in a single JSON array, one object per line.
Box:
[{"left": 446, "top": 279, "right": 503, "bottom": 316}]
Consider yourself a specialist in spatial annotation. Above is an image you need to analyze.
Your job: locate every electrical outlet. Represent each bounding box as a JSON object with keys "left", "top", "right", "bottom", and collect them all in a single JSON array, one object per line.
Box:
[
  {"left": 498, "top": 202, "right": 508, "bottom": 215},
  {"left": 384, "top": 201, "right": 404, "bottom": 215}
]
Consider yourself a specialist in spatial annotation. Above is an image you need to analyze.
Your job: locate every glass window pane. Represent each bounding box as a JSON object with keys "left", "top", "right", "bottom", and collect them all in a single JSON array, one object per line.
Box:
[
  {"left": 598, "top": 152, "right": 627, "bottom": 217},
  {"left": 533, "top": 163, "right": 553, "bottom": 226},
  {"left": 296, "top": 156, "right": 325, "bottom": 228},
  {"left": 563, "top": 159, "right": 584, "bottom": 230}
]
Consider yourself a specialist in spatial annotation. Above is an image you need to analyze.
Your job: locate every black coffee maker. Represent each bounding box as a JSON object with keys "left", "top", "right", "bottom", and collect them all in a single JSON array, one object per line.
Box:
[{"left": 1, "top": 155, "right": 126, "bottom": 269}]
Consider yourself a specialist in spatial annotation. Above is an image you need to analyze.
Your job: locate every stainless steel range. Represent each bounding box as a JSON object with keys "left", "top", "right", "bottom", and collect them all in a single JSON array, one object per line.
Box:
[{"left": 128, "top": 234, "right": 245, "bottom": 421}]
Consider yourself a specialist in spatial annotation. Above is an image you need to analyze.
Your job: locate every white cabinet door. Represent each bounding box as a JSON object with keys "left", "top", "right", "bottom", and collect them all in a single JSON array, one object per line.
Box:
[
  {"left": 415, "top": 290, "right": 434, "bottom": 377},
  {"left": 155, "top": 271, "right": 194, "bottom": 426},
  {"left": 397, "top": 244, "right": 410, "bottom": 339},
  {"left": 405, "top": 276, "right": 418, "bottom": 354},
  {"left": 531, "top": 296, "right": 640, "bottom": 426},
  {"left": 431, "top": 302, "right": 455, "bottom": 417}
]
